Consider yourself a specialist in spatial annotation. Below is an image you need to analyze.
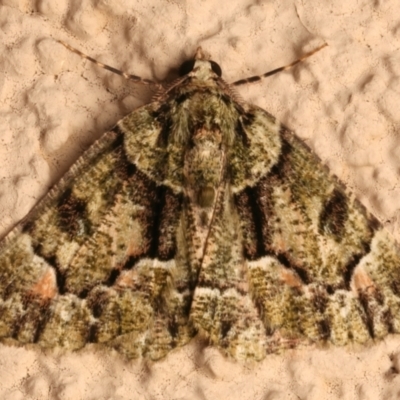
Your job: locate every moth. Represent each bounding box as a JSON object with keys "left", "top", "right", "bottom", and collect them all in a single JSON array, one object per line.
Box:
[{"left": 1, "top": 41, "right": 400, "bottom": 362}]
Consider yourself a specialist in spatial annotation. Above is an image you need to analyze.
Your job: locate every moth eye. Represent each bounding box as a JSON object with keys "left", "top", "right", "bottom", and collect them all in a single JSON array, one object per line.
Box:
[
  {"left": 179, "top": 60, "right": 196, "bottom": 76},
  {"left": 210, "top": 61, "right": 222, "bottom": 77}
]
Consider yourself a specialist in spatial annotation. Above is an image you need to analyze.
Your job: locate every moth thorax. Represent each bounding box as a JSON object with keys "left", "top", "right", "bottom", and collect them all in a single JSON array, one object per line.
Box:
[{"left": 184, "top": 126, "right": 224, "bottom": 209}]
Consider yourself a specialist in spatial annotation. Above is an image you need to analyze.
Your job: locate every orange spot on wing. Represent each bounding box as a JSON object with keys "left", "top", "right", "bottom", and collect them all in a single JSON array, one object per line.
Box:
[
  {"left": 30, "top": 269, "right": 58, "bottom": 300},
  {"left": 352, "top": 267, "right": 376, "bottom": 295},
  {"left": 116, "top": 269, "right": 140, "bottom": 289},
  {"left": 280, "top": 269, "right": 304, "bottom": 289}
]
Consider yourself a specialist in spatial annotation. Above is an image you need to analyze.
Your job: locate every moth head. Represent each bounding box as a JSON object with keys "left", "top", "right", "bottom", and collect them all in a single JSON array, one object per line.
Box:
[{"left": 179, "top": 47, "right": 222, "bottom": 78}]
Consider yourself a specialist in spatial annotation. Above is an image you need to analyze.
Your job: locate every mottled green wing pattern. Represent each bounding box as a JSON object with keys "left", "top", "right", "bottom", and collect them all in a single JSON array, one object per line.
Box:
[
  {"left": 1, "top": 50, "right": 400, "bottom": 362},
  {"left": 235, "top": 110, "right": 400, "bottom": 351},
  {"left": 0, "top": 105, "right": 196, "bottom": 360}
]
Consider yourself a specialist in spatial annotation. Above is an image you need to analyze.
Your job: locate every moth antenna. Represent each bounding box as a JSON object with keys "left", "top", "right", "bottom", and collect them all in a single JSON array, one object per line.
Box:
[
  {"left": 232, "top": 43, "right": 328, "bottom": 86},
  {"left": 57, "top": 40, "right": 161, "bottom": 88}
]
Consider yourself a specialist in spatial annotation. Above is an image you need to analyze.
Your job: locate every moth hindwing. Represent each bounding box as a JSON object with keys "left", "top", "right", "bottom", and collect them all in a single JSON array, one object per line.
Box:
[{"left": 1, "top": 43, "right": 400, "bottom": 361}]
